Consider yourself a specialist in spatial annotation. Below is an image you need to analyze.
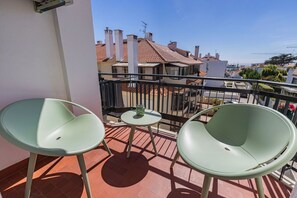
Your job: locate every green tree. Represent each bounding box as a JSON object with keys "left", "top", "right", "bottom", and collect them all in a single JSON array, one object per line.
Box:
[
  {"left": 262, "top": 65, "right": 278, "bottom": 77},
  {"left": 264, "top": 54, "right": 297, "bottom": 66},
  {"left": 239, "top": 68, "right": 261, "bottom": 79},
  {"left": 261, "top": 64, "right": 286, "bottom": 82},
  {"left": 239, "top": 65, "right": 286, "bottom": 82}
]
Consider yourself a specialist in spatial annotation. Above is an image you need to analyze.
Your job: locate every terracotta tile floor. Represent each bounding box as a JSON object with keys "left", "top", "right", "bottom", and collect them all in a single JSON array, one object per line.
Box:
[{"left": 0, "top": 126, "right": 292, "bottom": 198}]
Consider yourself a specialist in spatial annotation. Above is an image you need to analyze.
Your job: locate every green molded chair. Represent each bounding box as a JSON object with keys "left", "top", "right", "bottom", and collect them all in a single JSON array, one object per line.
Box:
[
  {"left": 171, "top": 103, "right": 297, "bottom": 198},
  {"left": 0, "top": 98, "right": 111, "bottom": 198}
]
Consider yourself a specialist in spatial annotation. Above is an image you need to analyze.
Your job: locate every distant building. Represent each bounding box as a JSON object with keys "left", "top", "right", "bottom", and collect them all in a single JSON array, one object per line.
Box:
[
  {"left": 226, "top": 64, "right": 239, "bottom": 71},
  {"left": 286, "top": 68, "right": 297, "bottom": 84},
  {"left": 200, "top": 53, "right": 228, "bottom": 87}
]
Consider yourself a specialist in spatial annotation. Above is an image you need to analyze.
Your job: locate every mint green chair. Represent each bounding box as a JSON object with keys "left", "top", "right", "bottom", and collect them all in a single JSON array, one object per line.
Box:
[
  {"left": 171, "top": 104, "right": 297, "bottom": 198},
  {"left": 0, "top": 98, "right": 111, "bottom": 198}
]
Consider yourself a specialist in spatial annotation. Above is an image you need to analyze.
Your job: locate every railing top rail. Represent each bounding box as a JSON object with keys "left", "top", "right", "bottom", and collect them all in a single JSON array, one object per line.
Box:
[{"left": 98, "top": 72, "right": 297, "bottom": 88}]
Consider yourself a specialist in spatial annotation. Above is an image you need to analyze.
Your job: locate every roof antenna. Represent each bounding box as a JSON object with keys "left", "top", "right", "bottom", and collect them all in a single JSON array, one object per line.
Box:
[{"left": 140, "top": 21, "right": 147, "bottom": 37}]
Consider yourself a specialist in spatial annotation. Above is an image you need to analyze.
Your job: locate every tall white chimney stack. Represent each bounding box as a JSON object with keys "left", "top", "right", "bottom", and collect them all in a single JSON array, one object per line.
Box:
[
  {"left": 104, "top": 27, "right": 113, "bottom": 59},
  {"left": 127, "top": 34, "right": 138, "bottom": 77},
  {"left": 145, "top": 32, "right": 153, "bottom": 41},
  {"left": 194, "top": 46, "right": 199, "bottom": 60},
  {"left": 114, "top": 29, "right": 123, "bottom": 61}
]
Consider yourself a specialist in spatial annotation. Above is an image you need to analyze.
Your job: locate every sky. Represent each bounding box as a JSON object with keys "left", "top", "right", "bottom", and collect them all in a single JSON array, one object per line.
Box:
[{"left": 91, "top": 0, "right": 297, "bottom": 65}]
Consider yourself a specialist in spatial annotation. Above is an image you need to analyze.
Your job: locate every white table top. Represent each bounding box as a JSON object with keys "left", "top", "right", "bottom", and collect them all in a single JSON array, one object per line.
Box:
[{"left": 121, "top": 109, "right": 162, "bottom": 126}]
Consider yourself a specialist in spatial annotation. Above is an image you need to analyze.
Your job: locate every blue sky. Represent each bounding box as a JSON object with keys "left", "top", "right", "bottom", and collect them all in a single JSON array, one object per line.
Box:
[{"left": 91, "top": 0, "right": 297, "bottom": 65}]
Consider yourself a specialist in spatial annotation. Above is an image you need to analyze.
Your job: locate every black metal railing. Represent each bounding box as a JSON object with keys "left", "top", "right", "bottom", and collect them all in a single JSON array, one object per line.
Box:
[{"left": 99, "top": 73, "right": 297, "bottom": 132}]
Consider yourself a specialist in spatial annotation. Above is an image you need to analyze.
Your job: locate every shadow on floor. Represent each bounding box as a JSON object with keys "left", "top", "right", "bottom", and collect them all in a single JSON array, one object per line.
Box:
[
  {"left": 101, "top": 151, "right": 149, "bottom": 187},
  {"left": 2, "top": 172, "right": 83, "bottom": 198}
]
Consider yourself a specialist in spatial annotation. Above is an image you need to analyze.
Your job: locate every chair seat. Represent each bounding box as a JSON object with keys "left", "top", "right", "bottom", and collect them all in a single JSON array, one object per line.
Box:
[
  {"left": 177, "top": 121, "right": 259, "bottom": 176},
  {"left": 37, "top": 114, "right": 105, "bottom": 156}
]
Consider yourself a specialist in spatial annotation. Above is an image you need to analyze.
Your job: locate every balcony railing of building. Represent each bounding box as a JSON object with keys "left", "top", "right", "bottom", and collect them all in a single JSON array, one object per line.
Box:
[{"left": 99, "top": 73, "right": 297, "bottom": 132}]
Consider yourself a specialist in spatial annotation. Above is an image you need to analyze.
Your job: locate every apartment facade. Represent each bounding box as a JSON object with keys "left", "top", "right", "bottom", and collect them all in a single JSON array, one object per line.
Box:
[{"left": 96, "top": 29, "right": 202, "bottom": 81}]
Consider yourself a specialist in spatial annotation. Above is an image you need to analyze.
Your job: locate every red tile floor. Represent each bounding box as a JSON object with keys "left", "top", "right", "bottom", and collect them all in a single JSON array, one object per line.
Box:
[{"left": 0, "top": 126, "right": 292, "bottom": 198}]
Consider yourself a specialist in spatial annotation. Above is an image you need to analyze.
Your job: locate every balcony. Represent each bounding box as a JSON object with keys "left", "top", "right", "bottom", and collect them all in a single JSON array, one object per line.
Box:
[
  {"left": 1, "top": 1, "right": 297, "bottom": 197},
  {"left": 0, "top": 73, "right": 297, "bottom": 197}
]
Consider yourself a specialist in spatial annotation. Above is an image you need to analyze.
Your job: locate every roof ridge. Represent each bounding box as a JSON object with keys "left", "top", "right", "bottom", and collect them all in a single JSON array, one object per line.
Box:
[{"left": 146, "top": 40, "right": 166, "bottom": 63}]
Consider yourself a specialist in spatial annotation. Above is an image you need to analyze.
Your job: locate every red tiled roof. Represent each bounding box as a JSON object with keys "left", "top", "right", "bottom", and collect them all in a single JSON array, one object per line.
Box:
[
  {"left": 175, "top": 48, "right": 189, "bottom": 57},
  {"left": 96, "top": 39, "right": 202, "bottom": 65},
  {"left": 148, "top": 41, "right": 202, "bottom": 65}
]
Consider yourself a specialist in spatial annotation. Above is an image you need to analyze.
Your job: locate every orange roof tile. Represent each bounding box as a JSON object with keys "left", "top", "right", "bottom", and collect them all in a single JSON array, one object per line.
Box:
[{"left": 96, "top": 39, "right": 202, "bottom": 66}]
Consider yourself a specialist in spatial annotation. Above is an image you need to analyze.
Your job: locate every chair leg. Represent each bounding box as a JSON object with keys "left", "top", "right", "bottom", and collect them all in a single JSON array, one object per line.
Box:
[
  {"left": 170, "top": 151, "right": 180, "bottom": 168},
  {"left": 25, "top": 152, "right": 38, "bottom": 198},
  {"left": 77, "top": 154, "right": 92, "bottom": 198},
  {"left": 126, "top": 126, "right": 135, "bottom": 158},
  {"left": 279, "top": 165, "right": 287, "bottom": 180},
  {"left": 255, "top": 177, "right": 265, "bottom": 198},
  {"left": 201, "top": 175, "right": 212, "bottom": 198},
  {"left": 102, "top": 139, "right": 112, "bottom": 156},
  {"left": 148, "top": 126, "right": 158, "bottom": 155}
]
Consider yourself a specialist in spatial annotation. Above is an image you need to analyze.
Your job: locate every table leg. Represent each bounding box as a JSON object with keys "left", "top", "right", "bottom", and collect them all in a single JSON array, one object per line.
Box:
[
  {"left": 201, "top": 175, "right": 212, "bottom": 198},
  {"left": 148, "top": 126, "right": 158, "bottom": 155},
  {"left": 102, "top": 139, "right": 112, "bottom": 156},
  {"left": 127, "top": 126, "right": 135, "bottom": 158},
  {"left": 170, "top": 151, "right": 180, "bottom": 168}
]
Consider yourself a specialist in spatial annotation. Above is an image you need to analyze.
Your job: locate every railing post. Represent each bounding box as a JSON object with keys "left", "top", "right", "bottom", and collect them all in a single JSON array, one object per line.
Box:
[
  {"left": 157, "top": 78, "right": 161, "bottom": 112},
  {"left": 252, "top": 81, "right": 259, "bottom": 104}
]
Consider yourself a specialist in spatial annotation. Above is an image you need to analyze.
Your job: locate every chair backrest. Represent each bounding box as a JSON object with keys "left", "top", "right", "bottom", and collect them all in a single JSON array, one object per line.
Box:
[
  {"left": 205, "top": 104, "right": 292, "bottom": 164},
  {"left": 0, "top": 99, "right": 74, "bottom": 149}
]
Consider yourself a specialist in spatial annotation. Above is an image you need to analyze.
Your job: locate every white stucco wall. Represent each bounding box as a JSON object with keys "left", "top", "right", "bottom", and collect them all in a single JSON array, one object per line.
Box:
[
  {"left": 202, "top": 60, "right": 228, "bottom": 87},
  {"left": 0, "top": 0, "right": 101, "bottom": 170},
  {"left": 55, "top": 0, "right": 102, "bottom": 118},
  {"left": 286, "top": 68, "right": 294, "bottom": 84}
]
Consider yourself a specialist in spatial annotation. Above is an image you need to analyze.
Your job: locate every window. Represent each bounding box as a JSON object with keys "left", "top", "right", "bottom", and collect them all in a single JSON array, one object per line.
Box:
[
  {"left": 123, "top": 67, "right": 128, "bottom": 78},
  {"left": 112, "top": 67, "right": 117, "bottom": 78},
  {"left": 138, "top": 67, "right": 144, "bottom": 79}
]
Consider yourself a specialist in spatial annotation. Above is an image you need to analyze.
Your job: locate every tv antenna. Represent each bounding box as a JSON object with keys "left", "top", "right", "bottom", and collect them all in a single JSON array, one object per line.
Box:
[{"left": 140, "top": 21, "right": 147, "bottom": 36}]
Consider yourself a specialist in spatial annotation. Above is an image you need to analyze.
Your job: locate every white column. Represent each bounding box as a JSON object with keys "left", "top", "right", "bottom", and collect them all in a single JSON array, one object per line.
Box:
[
  {"left": 54, "top": 0, "right": 103, "bottom": 119},
  {"left": 105, "top": 28, "right": 113, "bottom": 59},
  {"left": 114, "top": 29, "right": 123, "bottom": 61},
  {"left": 127, "top": 34, "right": 138, "bottom": 78}
]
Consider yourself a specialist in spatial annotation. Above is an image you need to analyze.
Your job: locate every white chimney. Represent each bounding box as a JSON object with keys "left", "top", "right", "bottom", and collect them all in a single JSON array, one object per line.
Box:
[
  {"left": 194, "top": 46, "right": 199, "bottom": 60},
  {"left": 145, "top": 32, "right": 153, "bottom": 41},
  {"left": 127, "top": 34, "right": 138, "bottom": 77},
  {"left": 215, "top": 53, "right": 220, "bottom": 60},
  {"left": 114, "top": 29, "right": 123, "bottom": 61},
  {"left": 104, "top": 27, "right": 113, "bottom": 59}
]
